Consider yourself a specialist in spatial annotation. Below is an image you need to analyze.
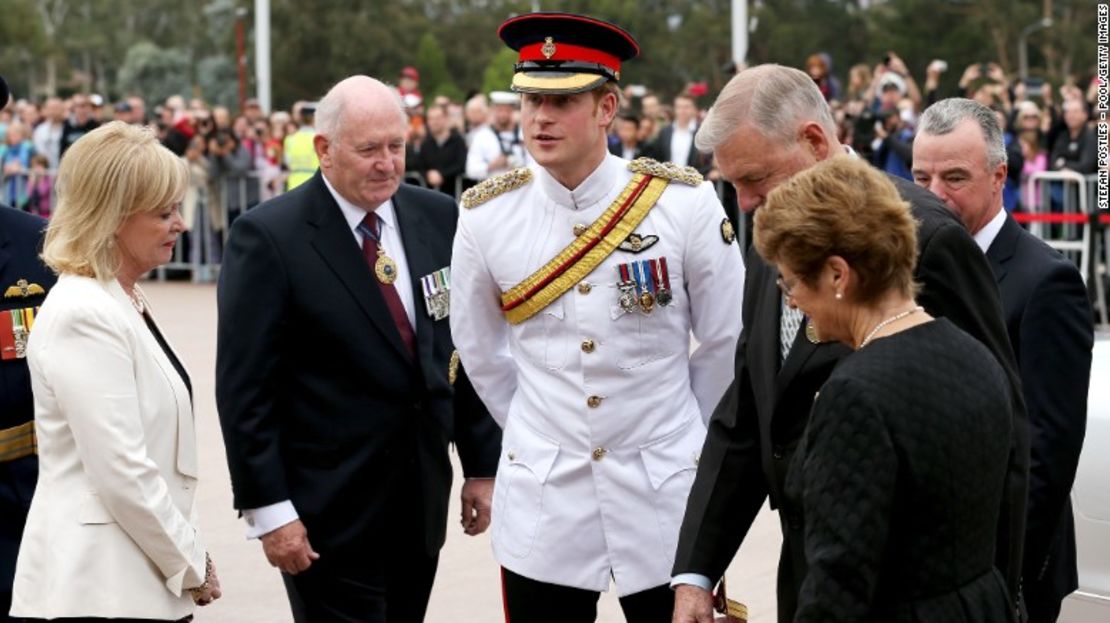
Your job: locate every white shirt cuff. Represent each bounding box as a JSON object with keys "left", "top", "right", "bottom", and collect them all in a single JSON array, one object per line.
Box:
[
  {"left": 242, "top": 500, "right": 299, "bottom": 539},
  {"left": 671, "top": 573, "right": 714, "bottom": 591}
]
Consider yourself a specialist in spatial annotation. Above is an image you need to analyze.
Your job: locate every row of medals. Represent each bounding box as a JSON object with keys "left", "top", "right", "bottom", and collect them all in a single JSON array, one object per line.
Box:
[
  {"left": 4, "top": 307, "right": 35, "bottom": 360},
  {"left": 617, "top": 258, "right": 672, "bottom": 315},
  {"left": 376, "top": 246, "right": 450, "bottom": 321}
]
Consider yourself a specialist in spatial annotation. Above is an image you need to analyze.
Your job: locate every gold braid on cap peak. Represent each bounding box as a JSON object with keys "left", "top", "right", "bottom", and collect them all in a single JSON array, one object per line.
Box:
[
  {"left": 627, "top": 157, "right": 703, "bottom": 186},
  {"left": 461, "top": 168, "right": 534, "bottom": 209}
]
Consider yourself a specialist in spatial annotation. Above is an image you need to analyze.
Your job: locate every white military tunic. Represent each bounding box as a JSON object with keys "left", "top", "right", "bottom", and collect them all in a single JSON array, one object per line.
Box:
[{"left": 450, "top": 154, "right": 744, "bottom": 596}]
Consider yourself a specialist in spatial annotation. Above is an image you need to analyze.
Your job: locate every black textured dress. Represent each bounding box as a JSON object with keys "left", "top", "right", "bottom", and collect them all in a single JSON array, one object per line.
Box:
[{"left": 787, "top": 319, "right": 1016, "bottom": 623}]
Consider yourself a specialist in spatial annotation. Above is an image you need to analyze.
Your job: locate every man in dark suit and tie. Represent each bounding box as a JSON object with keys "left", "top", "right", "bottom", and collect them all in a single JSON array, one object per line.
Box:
[
  {"left": 643, "top": 93, "right": 712, "bottom": 175},
  {"left": 216, "top": 75, "right": 501, "bottom": 623},
  {"left": 607, "top": 111, "right": 643, "bottom": 161},
  {"left": 670, "top": 65, "right": 1028, "bottom": 623},
  {"left": 914, "top": 98, "right": 1094, "bottom": 623}
]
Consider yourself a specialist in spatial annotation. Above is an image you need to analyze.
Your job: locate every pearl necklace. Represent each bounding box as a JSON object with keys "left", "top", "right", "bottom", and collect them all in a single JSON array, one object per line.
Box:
[
  {"left": 126, "top": 286, "right": 147, "bottom": 315},
  {"left": 858, "top": 306, "right": 923, "bottom": 349}
]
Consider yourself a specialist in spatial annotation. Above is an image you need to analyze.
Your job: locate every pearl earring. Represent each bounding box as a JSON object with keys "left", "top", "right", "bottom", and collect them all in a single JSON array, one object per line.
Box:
[{"left": 835, "top": 291, "right": 842, "bottom": 300}]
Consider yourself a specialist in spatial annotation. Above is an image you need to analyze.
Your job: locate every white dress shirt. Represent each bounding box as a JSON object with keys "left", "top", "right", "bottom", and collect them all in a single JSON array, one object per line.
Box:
[
  {"left": 973, "top": 207, "right": 1007, "bottom": 254},
  {"left": 240, "top": 174, "right": 415, "bottom": 538},
  {"left": 669, "top": 120, "right": 697, "bottom": 167},
  {"left": 466, "top": 124, "right": 530, "bottom": 181},
  {"left": 32, "top": 121, "right": 63, "bottom": 170}
]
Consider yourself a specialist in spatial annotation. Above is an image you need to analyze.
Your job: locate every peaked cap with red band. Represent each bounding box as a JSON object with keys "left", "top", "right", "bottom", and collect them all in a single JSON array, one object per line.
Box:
[{"left": 498, "top": 12, "right": 640, "bottom": 95}]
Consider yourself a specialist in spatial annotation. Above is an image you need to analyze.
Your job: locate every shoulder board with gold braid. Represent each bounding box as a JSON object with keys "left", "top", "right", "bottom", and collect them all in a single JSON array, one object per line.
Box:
[
  {"left": 460, "top": 167, "right": 534, "bottom": 209},
  {"left": 627, "top": 157, "right": 703, "bottom": 186}
]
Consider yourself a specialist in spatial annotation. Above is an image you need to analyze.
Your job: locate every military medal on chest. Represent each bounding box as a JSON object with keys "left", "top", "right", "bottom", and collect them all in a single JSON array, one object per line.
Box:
[
  {"left": 652, "top": 257, "right": 673, "bottom": 307},
  {"left": 421, "top": 267, "right": 451, "bottom": 321},
  {"left": 616, "top": 264, "right": 639, "bottom": 313},
  {"left": 0, "top": 307, "right": 37, "bottom": 361},
  {"left": 614, "top": 257, "right": 673, "bottom": 315},
  {"left": 632, "top": 260, "right": 655, "bottom": 313}
]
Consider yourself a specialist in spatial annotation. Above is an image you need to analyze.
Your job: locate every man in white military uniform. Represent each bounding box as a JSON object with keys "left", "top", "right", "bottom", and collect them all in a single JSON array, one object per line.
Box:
[
  {"left": 450, "top": 12, "right": 744, "bottom": 623},
  {"left": 464, "top": 90, "right": 531, "bottom": 181}
]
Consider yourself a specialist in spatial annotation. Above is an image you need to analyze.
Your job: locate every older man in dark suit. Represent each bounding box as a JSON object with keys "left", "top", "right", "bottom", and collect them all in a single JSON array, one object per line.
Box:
[
  {"left": 216, "top": 75, "right": 501, "bottom": 623},
  {"left": 670, "top": 65, "right": 1028, "bottom": 623},
  {"left": 914, "top": 98, "right": 1094, "bottom": 623}
]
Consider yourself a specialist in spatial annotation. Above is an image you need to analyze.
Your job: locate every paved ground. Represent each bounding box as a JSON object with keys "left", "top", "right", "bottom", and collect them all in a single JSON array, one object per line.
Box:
[
  {"left": 142, "top": 281, "right": 783, "bottom": 622},
  {"left": 140, "top": 281, "right": 1103, "bottom": 622}
]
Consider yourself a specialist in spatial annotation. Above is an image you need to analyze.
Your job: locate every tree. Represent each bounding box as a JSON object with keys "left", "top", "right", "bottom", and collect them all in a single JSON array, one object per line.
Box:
[
  {"left": 0, "top": 0, "right": 48, "bottom": 100},
  {"left": 415, "top": 32, "right": 463, "bottom": 102},
  {"left": 116, "top": 41, "right": 191, "bottom": 108},
  {"left": 482, "top": 47, "right": 519, "bottom": 95},
  {"left": 196, "top": 56, "right": 240, "bottom": 109}
]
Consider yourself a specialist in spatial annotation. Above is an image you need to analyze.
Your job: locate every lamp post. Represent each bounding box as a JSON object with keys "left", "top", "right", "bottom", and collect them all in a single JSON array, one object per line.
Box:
[
  {"left": 235, "top": 7, "right": 248, "bottom": 114},
  {"left": 732, "top": 0, "right": 748, "bottom": 71},
  {"left": 1018, "top": 17, "right": 1053, "bottom": 82},
  {"left": 255, "top": 0, "right": 271, "bottom": 114}
]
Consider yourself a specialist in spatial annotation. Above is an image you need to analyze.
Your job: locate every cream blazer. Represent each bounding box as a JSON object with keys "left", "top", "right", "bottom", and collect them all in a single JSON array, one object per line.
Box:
[{"left": 11, "top": 274, "right": 205, "bottom": 620}]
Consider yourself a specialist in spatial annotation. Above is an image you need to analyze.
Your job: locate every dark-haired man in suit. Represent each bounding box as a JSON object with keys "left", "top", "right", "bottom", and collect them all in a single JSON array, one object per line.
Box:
[
  {"left": 608, "top": 111, "right": 643, "bottom": 160},
  {"left": 915, "top": 97, "right": 1093, "bottom": 623},
  {"left": 216, "top": 75, "right": 501, "bottom": 623},
  {"left": 644, "top": 94, "right": 712, "bottom": 176}
]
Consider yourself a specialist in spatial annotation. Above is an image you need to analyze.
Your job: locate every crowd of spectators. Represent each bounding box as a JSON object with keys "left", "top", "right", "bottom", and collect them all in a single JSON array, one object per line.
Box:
[
  {"left": 1, "top": 54, "right": 1103, "bottom": 245},
  {"left": 824, "top": 52, "right": 1102, "bottom": 214}
]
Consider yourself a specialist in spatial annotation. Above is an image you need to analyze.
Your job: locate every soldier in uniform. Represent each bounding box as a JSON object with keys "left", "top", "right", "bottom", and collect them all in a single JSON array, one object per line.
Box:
[
  {"left": 449, "top": 13, "right": 745, "bottom": 623},
  {"left": 1, "top": 68, "right": 57, "bottom": 623}
]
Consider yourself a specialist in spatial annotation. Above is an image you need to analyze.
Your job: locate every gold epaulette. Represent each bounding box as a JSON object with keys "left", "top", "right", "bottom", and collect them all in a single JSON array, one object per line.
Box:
[
  {"left": 461, "top": 168, "right": 534, "bottom": 209},
  {"left": 627, "top": 157, "right": 703, "bottom": 186}
]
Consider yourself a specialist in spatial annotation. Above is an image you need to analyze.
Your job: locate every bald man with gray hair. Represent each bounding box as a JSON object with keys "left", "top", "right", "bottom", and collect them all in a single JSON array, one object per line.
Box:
[
  {"left": 671, "top": 65, "right": 1027, "bottom": 623},
  {"left": 216, "top": 75, "right": 501, "bottom": 623}
]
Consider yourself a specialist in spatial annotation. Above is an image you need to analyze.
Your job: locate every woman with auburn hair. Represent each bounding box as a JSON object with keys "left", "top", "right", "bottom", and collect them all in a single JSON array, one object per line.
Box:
[
  {"left": 11, "top": 121, "right": 221, "bottom": 622},
  {"left": 755, "top": 156, "right": 1015, "bottom": 622}
]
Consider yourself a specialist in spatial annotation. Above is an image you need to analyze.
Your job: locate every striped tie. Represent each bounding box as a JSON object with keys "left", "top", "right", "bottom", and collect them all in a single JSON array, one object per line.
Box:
[{"left": 358, "top": 212, "right": 415, "bottom": 358}]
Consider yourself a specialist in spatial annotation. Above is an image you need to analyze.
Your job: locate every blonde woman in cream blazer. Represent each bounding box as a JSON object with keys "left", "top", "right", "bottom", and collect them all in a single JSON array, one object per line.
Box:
[{"left": 10, "top": 122, "right": 220, "bottom": 622}]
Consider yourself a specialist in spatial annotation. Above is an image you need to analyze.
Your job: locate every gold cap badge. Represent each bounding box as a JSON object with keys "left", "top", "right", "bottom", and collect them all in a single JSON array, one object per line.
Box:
[{"left": 541, "top": 36, "right": 556, "bottom": 59}]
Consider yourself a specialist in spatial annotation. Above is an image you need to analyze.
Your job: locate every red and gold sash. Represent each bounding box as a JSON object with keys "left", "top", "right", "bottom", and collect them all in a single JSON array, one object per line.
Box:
[{"left": 500, "top": 172, "right": 668, "bottom": 325}]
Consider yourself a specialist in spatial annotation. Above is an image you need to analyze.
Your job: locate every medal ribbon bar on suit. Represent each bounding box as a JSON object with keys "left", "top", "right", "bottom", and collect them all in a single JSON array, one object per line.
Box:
[
  {"left": 0, "top": 307, "right": 37, "bottom": 361},
  {"left": 618, "top": 263, "right": 632, "bottom": 284},
  {"left": 500, "top": 172, "right": 669, "bottom": 325},
  {"left": 653, "top": 257, "right": 673, "bottom": 306}
]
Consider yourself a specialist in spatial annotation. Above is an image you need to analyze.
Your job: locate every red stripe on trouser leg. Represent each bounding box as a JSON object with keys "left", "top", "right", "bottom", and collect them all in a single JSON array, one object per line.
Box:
[{"left": 501, "top": 567, "right": 511, "bottom": 623}]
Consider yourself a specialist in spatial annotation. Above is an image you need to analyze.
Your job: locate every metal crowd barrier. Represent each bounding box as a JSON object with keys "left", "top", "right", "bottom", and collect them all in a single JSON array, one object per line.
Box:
[
  {"left": 154, "top": 171, "right": 268, "bottom": 284},
  {"left": 1017, "top": 172, "right": 1108, "bottom": 329},
  {"left": 407, "top": 172, "right": 467, "bottom": 201},
  {"left": 7, "top": 163, "right": 1106, "bottom": 327},
  {"left": 1, "top": 171, "right": 56, "bottom": 216}
]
